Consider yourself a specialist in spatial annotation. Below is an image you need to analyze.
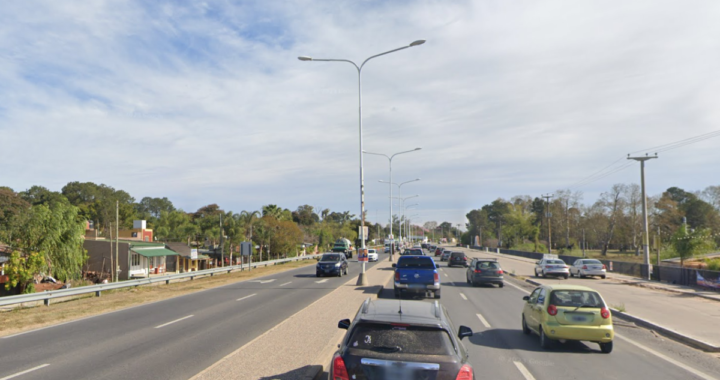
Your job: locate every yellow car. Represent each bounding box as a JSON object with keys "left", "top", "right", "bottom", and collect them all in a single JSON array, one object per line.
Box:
[{"left": 521, "top": 284, "right": 614, "bottom": 353}]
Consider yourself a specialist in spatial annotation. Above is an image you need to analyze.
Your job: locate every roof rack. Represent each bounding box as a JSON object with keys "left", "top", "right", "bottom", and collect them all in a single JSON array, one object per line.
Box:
[
  {"left": 361, "top": 298, "right": 371, "bottom": 314},
  {"left": 433, "top": 300, "right": 441, "bottom": 319}
]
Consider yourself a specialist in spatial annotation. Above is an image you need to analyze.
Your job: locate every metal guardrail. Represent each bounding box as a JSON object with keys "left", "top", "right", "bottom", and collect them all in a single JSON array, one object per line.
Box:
[{"left": 0, "top": 254, "right": 322, "bottom": 307}]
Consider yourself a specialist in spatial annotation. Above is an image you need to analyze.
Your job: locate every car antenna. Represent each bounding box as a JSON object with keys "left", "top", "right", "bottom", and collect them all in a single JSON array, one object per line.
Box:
[{"left": 398, "top": 299, "right": 403, "bottom": 315}]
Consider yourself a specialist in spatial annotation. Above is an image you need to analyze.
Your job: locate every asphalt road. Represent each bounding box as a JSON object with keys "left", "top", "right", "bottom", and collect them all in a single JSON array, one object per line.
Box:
[
  {"left": 377, "top": 251, "right": 720, "bottom": 380},
  {"left": 0, "top": 254, "right": 387, "bottom": 380}
]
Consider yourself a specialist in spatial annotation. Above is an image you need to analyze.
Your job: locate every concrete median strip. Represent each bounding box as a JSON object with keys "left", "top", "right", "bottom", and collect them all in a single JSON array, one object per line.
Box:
[{"left": 190, "top": 261, "right": 395, "bottom": 380}]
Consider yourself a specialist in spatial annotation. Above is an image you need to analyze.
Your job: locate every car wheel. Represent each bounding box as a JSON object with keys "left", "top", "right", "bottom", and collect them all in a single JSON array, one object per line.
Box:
[
  {"left": 316, "top": 273, "right": 321, "bottom": 277},
  {"left": 602, "top": 275, "right": 606, "bottom": 279},
  {"left": 534, "top": 269, "right": 539, "bottom": 278},
  {"left": 541, "top": 271, "right": 546, "bottom": 278},
  {"left": 580, "top": 272, "right": 586, "bottom": 279},
  {"left": 344, "top": 267, "right": 348, "bottom": 275},
  {"left": 466, "top": 275, "right": 471, "bottom": 284},
  {"left": 564, "top": 274, "right": 569, "bottom": 280},
  {"left": 540, "top": 328, "right": 553, "bottom": 349},
  {"left": 599, "top": 341, "right": 613, "bottom": 354},
  {"left": 522, "top": 316, "right": 531, "bottom": 335},
  {"left": 337, "top": 269, "right": 342, "bottom": 277},
  {"left": 499, "top": 282, "right": 504, "bottom": 288},
  {"left": 570, "top": 271, "right": 575, "bottom": 277},
  {"left": 434, "top": 290, "right": 441, "bottom": 299}
]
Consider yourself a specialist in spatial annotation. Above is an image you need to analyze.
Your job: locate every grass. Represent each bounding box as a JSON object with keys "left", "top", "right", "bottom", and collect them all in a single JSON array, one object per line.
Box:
[
  {"left": 549, "top": 248, "right": 676, "bottom": 264},
  {"left": 0, "top": 259, "right": 316, "bottom": 337}
]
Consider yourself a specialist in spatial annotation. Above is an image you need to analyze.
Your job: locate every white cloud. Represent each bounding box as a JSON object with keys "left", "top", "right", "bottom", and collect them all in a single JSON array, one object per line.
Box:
[{"left": 1, "top": 0, "right": 719, "bottom": 227}]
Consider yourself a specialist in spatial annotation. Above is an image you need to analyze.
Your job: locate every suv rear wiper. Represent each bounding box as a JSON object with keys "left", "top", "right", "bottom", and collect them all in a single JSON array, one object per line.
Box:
[
  {"left": 572, "top": 304, "right": 596, "bottom": 312},
  {"left": 370, "top": 346, "right": 402, "bottom": 353}
]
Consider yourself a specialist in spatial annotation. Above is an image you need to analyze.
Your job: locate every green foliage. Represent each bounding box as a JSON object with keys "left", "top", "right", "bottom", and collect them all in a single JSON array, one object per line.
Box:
[
  {"left": 4, "top": 251, "right": 46, "bottom": 294},
  {"left": 705, "top": 258, "right": 720, "bottom": 271},
  {"left": 671, "top": 226, "right": 715, "bottom": 266}
]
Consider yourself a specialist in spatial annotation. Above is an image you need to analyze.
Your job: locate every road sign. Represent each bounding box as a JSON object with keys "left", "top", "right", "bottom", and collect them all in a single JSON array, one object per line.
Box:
[
  {"left": 190, "top": 249, "right": 198, "bottom": 260},
  {"left": 240, "top": 242, "right": 252, "bottom": 256},
  {"left": 358, "top": 226, "right": 368, "bottom": 240},
  {"left": 358, "top": 248, "right": 368, "bottom": 262}
]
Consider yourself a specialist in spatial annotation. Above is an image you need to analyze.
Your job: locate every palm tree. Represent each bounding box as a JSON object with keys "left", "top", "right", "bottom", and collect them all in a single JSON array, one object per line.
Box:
[{"left": 239, "top": 210, "right": 261, "bottom": 241}]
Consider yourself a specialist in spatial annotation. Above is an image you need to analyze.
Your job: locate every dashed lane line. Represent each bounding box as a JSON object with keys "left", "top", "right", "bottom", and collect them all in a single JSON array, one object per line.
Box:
[
  {"left": 155, "top": 315, "right": 194, "bottom": 329},
  {"left": 0, "top": 364, "right": 50, "bottom": 380},
  {"left": 279, "top": 282, "right": 292, "bottom": 287},
  {"left": 513, "top": 361, "right": 537, "bottom": 380},
  {"left": 236, "top": 294, "right": 257, "bottom": 302},
  {"left": 476, "top": 313, "right": 491, "bottom": 328},
  {"left": 459, "top": 293, "right": 468, "bottom": 301}
]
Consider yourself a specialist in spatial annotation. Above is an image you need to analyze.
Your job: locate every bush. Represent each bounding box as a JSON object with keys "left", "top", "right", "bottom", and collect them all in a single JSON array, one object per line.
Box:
[{"left": 706, "top": 258, "right": 720, "bottom": 272}]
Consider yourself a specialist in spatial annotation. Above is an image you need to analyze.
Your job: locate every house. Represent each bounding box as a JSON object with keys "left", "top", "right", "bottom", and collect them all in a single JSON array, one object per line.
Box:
[
  {"left": 83, "top": 240, "right": 179, "bottom": 280},
  {"left": 166, "top": 242, "right": 211, "bottom": 273}
]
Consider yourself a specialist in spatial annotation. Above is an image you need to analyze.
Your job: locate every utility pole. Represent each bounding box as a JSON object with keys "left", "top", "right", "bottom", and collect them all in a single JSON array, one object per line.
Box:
[
  {"left": 542, "top": 194, "right": 554, "bottom": 253},
  {"left": 582, "top": 228, "right": 586, "bottom": 258},
  {"left": 115, "top": 200, "right": 119, "bottom": 282},
  {"left": 627, "top": 153, "right": 658, "bottom": 280},
  {"left": 220, "top": 213, "right": 224, "bottom": 267}
]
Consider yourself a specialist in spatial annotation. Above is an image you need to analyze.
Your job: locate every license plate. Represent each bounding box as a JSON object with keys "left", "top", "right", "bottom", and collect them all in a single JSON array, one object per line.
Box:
[{"left": 572, "top": 315, "right": 587, "bottom": 322}]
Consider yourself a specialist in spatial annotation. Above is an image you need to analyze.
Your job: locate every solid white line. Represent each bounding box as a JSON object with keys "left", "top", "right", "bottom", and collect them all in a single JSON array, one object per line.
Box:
[
  {"left": 155, "top": 315, "right": 194, "bottom": 329},
  {"left": 236, "top": 294, "right": 257, "bottom": 302},
  {"left": 505, "top": 280, "right": 531, "bottom": 294},
  {"left": 459, "top": 293, "right": 468, "bottom": 301},
  {"left": 0, "top": 364, "right": 50, "bottom": 380},
  {"left": 476, "top": 313, "right": 491, "bottom": 328},
  {"left": 615, "top": 334, "right": 718, "bottom": 380},
  {"left": 315, "top": 279, "right": 329, "bottom": 284},
  {"left": 279, "top": 282, "right": 292, "bottom": 287},
  {"left": 513, "top": 361, "right": 537, "bottom": 380}
]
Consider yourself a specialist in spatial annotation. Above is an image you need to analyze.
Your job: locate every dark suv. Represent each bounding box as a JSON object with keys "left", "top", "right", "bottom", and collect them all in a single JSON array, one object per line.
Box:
[
  {"left": 330, "top": 298, "right": 475, "bottom": 380},
  {"left": 466, "top": 258, "right": 504, "bottom": 287},
  {"left": 316, "top": 253, "right": 348, "bottom": 277},
  {"left": 448, "top": 251, "right": 469, "bottom": 267}
]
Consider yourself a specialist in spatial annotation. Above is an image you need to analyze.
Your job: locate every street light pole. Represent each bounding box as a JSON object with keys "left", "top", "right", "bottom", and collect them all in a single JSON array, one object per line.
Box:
[
  {"left": 628, "top": 153, "right": 658, "bottom": 280},
  {"left": 299, "top": 40, "right": 426, "bottom": 286},
  {"left": 365, "top": 149, "right": 422, "bottom": 261}
]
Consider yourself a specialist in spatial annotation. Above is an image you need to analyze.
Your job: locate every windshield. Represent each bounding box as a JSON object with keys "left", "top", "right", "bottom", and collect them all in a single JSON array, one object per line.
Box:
[
  {"left": 546, "top": 260, "right": 565, "bottom": 264},
  {"left": 348, "top": 323, "right": 454, "bottom": 355},
  {"left": 320, "top": 254, "right": 340, "bottom": 262},
  {"left": 550, "top": 290, "right": 605, "bottom": 308},
  {"left": 397, "top": 257, "right": 434, "bottom": 269},
  {"left": 584, "top": 260, "right": 602, "bottom": 265}
]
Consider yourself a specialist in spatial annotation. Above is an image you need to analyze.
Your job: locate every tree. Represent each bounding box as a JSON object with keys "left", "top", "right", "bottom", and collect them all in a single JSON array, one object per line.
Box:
[
  {"left": 0, "top": 188, "right": 30, "bottom": 234},
  {"left": 239, "top": 210, "right": 261, "bottom": 241},
  {"left": 3, "top": 251, "right": 46, "bottom": 294},
  {"left": 671, "top": 226, "right": 715, "bottom": 267},
  {"left": 19, "top": 186, "right": 68, "bottom": 206},
  {"left": 292, "top": 205, "right": 319, "bottom": 226},
  {"left": 597, "top": 184, "right": 626, "bottom": 255}
]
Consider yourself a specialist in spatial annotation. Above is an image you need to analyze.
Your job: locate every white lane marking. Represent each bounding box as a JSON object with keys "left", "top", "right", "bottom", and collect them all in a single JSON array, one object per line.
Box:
[
  {"left": 279, "top": 282, "right": 292, "bottom": 287},
  {"left": 236, "top": 294, "right": 257, "bottom": 302},
  {"left": 0, "top": 364, "right": 50, "bottom": 380},
  {"left": 513, "top": 361, "right": 537, "bottom": 380},
  {"left": 443, "top": 273, "right": 448, "bottom": 278},
  {"left": 249, "top": 279, "right": 276, "bottom": 284},
  {"left": 505, "top": 280, "right": 531, "bottom": 294},
  {"left": 315, "top": 279, "right": 329, "bottom": 284},
  {"left": 476, "top": 313, "right": 491, "bottom": 328},
  {"left": 155, "top": 315, "right": 194, "bottom": 329},
  {"left": 615, "top": 334, "right": 718, "bottom": 380},
  {"left": 459, "top": 293, "right": 468, "bottom": 301}
]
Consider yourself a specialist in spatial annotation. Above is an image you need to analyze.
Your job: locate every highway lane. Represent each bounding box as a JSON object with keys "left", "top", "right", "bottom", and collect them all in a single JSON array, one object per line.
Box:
[
  {"left": 377, "top": 252, "right": 720, "bottom": 380},
  {"left": 0, "top": 254, "right": 387, "bottom": 380}
]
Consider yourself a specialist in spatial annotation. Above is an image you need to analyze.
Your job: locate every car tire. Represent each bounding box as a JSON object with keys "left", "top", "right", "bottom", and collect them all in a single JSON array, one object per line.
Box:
[
  {"left": 337, "top": 269, "right": 342, "bottom": 277},
  {"left": 564, "top": 274, "right": 569, "bottom": 280},
  {"left": 466, "top": 276, "right": 471, "bottom": 284},
  {"left": 499, "top": 282, "right": 504, "bottom": 288},
  {"left": 344, "top": 267, "right": 348, "bottom": 275},
  {"left": 316, "top": 273, "right": 321, "bottom": 277},
  {"left": 601, "top": 275, "right": 606, "bottom": 279},
  {"left": 580, "top": 273, "right": 586, "bottom": 279},
  {"left": 534, "top": 269, "right": 539, "bottom": 278},
  {"left": 540, "top": 328, "right": 553, "bottom": 350},
  {"left": 599, "top": 341, "right": 613, "bottom": 354},
  {"left": 522, "top": 316, "right": 531, "bottom": 335},
  {"left": 434, "top": 290, "right": 441, "bottom": 299},
  {"left": 570, "top": 271, "right": 575, "bottom": 277}
]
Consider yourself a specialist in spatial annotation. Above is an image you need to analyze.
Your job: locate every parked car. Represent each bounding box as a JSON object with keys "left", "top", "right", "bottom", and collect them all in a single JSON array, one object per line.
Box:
[
  {"left": 367, "top": 248, "right": 379, "bottom": 262},
  {"left": 421, "top": 243, "right": 428, "bottom": 249},
  {"left": 401, "top": 248, "right": 424, "bottom": 256},
  {"left": 429, "top": 244, "right": 437, "bottom": 251},
  {"left": 448, "top": 251, "right": 469, "bottom": 267},
  {"left": 316, "top": 253, "right": 349, "bottom": 277},
  {"left": 435, "top": 247, "right": 444, "bottom": 256},
  {"left": 570, "top": 259, "right": 607, "bottom": 279},
  {"left": 466, "top": 258, "right": 504, "bottom": 287},
  {"left": 440, "top": 250, "right": 451, "bottom": 261},
  {"left": 330, "top": 298, "right": 474, "bottom": 380},
  {"left": 521, "top": 284, "right": 614, "bottom": 353},
  {"left": 393, "top": 255, "right": 441, "bottom": 299},
  {"left": 534, "top": 254, "right": 569, "bottom": 279}
]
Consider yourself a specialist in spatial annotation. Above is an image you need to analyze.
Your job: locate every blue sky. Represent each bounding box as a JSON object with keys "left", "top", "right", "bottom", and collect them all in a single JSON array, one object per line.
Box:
[{"left": 1, "top": 0, "right": 719, "bottom": 228}]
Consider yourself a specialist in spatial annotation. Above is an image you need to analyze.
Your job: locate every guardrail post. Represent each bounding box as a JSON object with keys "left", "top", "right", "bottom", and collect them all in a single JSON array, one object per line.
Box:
[
  {"left": 44, "top": 298, "right": 50, "bottom": 307},
  {"left": 95, "top": 291, "right": 101, "bottom": 297},
  {"left": 211, "top": 273, "right": 214, "bottom": 277},
  {"left": 191, "top": 276, "right": 194, "bottom": 281},
  {"left": 166, "top": 280, "right": 170, "bottom": 285},
  {"left": 227, "top": 270, "right": 231, "bottom": 274}
]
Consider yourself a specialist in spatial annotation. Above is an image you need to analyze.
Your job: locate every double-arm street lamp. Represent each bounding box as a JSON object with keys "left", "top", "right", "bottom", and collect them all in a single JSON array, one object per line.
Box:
[
  {"left": 403, "top": 204, "right": 419, "bottom": 244},
  {"left": 392, "top": 195, "right": 419, "bottom": 246},
  {"left": 299, "top": 40, "right": 426, "bottom": 286},
  {"left": 364, "top": 148, "right": 421, "bottom": 261}
]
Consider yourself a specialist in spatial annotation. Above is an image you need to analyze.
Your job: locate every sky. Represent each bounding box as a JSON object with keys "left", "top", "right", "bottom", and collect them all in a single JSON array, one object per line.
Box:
[{"left": 1, "top": 0, "right": 719, "bottom": 229}]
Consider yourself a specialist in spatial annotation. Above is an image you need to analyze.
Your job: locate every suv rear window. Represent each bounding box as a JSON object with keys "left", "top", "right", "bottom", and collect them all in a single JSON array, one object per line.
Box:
[
  {"left": 348, "top": 323, "right": 454, "bottom": 355},
  {"left": 404, "top": 249, "right": 423, "bottom": 255},
  {"left": 397, "top": 257, "right": 435, "bottom": 269},
  {"left": 450, "top": 252, "right": 464, "bottom": 258},
  {"left": 477, "top": 261, "right": 500, "bottom": 270}
]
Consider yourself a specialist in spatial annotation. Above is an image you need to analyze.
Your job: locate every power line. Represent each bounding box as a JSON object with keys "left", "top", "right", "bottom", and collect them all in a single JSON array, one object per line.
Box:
[{"left": 629, "top": 129, "right": 720, "bottom": 155}]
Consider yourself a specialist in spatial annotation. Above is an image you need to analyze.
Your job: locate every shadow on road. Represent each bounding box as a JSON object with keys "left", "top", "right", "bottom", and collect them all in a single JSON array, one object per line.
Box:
[
  {"left": 258, "top": 364, "right": 323, "bottom": 380},
  {"left": 469, "top": 328, "right": 600, "bottom": 354}
]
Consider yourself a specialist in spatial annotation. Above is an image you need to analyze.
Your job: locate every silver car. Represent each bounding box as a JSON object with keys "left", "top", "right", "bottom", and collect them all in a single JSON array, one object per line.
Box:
[
  {"left": 534, "top": 255, "right": 569, "bottom": 279},
  {"left": 570, "top": 259, "right": 607, "bottom": 279},
  {"left": 367, "top": 248, "right": 379, "bottom": 262}
]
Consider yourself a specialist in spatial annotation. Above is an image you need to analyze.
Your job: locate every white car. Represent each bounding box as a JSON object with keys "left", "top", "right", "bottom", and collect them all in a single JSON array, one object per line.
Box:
[
  {"left": 534, "top": 255, "right": 569, "bottom": 279},
  {"left": 570, "top": 259, "right": 607, "bottom": 279},
  {"left": 367, "top": 249, "right": 379, "bottom": 262}
]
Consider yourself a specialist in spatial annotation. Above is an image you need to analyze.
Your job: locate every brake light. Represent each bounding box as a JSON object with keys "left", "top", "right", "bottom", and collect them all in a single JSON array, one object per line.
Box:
[
  {"left": 474, "top": 269, "right": 482, "bottom": 273},
  {"left": 545, "top": 265, "right": 551, "bottom": 269},
  {"left": 498, "top": 270, "right": 503, "bottom": 275},
  {"left": 455, "top": 364, "right": 473, "bottom": 380},
  {"left": 463, "top": 257, "right": 467, "bottom": 261},
  {"left": 332, "top": 354, "right": 350, "bottom": 380},
  {"left": 434, "top": 273, "right": 439, "bottom": 282},
  {"left": 582, "top": 265, "right": 588, "bottom": 270},
  {"left": 547, "top": 304, "right": 558, "bottom": 316},
  {"left": 601, "top": 307, "right": 610, "bottom": 319},
  {"left": 395, "top": 272, "right": 400, "bottom": 281},
  {"left": 602, "top": 264, "right": 607, "bottom": 270}
]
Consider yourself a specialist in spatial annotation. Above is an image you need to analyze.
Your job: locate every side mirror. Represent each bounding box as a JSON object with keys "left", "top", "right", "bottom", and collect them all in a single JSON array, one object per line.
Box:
[
  {"left": 522, "top": 296, "right": 530, "bottom": 301},
  {"left": 458, "top": 325, "right": 473, "bottom": 340},
  {"left": 535, "top": 261, "right": 540, "bottom": 265},
  {"left": 338, "top": 319, "right": 351, "bottom": 330},
  {"left": 392, "top": 263, "right": 396, "bottom": 268}
]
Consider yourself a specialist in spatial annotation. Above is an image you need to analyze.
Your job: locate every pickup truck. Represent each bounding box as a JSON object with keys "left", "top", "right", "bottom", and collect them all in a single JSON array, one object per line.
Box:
[{"left": 392, "top": 255, "right": 441, "bottom": 299}]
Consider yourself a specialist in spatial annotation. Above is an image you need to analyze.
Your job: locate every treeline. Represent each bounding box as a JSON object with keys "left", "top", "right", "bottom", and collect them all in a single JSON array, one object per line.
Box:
[{"left": 463, "top": 184, "right": 720, "bottom": 259}]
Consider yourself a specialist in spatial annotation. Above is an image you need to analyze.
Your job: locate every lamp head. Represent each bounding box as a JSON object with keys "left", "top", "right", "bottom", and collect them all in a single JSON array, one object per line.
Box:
[
  {"left": 409, "top": 40, "right": 426, "bottom": 47},
  {"left": 414, "top": 147, "right": 422, "bottom": 150},
  {"left": 298, "top": 56, "right": 313, "bottom": 61}
]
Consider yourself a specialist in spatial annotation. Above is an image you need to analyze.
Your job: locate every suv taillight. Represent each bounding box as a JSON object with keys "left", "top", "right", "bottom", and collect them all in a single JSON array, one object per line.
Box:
[
  {"left": 455, "top": 364, "right": 473, "bottom": 380},
  {"left": 601, "top": 307, "right": 610, "bottom": 319},
  {"left": 395, "top": 272, "right": 400, "bottom": 281},
  {"left": 474, "top": 269, "right": 482, "bottom": 273},
  {"left": 332, "top": 354, "right": 350, "bottom": 380},
  {"left": 582, "top": 265, "right": 588, "bottom": 270},
  {"left": 434, "top": 273, "right": 439, "bottom": 283},
  {"left": 547, "top": 304, "right": 558, "bottom": 316},
  {"left": 497, "top": 270, "right": 503, "bottom": 275}
]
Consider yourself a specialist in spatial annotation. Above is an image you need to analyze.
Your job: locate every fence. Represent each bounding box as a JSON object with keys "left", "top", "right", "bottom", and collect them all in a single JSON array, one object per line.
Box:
[
  {"left": 470, "top": 246, "right": 720, "bottom": 289},
  {"left": 0, "top": 254, "right": 321, "bottom": 308}
]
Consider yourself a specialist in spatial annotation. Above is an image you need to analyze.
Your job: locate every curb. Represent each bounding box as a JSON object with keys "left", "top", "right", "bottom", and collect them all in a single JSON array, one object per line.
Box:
[
  {"left": 613, "top": 278, "right": 720, "bottom": 304},
  {"left": 609, "top": 308, "right": 720, "bottom": 353}
]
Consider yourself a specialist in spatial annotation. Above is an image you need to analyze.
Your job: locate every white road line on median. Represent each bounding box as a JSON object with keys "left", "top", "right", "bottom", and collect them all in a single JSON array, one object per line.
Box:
[
  {"left": 513, "top": 361, "right": 537, "bottom": 380},
  {"left": 614, "top": 334, "right": 718, "bottom": 380},
  {"left": 0, "top": 364, "right": 50, "bottom": 380},
  {"left": 505, "top": 280, "right": 531, "bottom": 294},
  {"left": 279, "top": 282, "right": 292, "bottom": 287},
  {"left": 236, "top": 294, "right": 257, "bottom": 302},
  {"left": 476, "top": 313, "right": 491, "bottom": 328},
  {"left": 443, "top": 273, "right": 448, "bottom": 277},
  {"left": 315, "top": 279, "right": 329, "bottom": 284},
  {"left": 459, "top": 293, "right": 468, "bottom": 301},
  {"left": 155, "top": 315, "right": 194, "bottom": 329}
]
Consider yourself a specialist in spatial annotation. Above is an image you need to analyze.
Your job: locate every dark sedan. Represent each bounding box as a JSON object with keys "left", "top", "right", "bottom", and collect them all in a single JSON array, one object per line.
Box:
[
  {"left": 448, "top": 251, "right": 469, "bottom": 267},
  {"left": 466, "top": 258, "right": 504, "bottom": 287},
  {"left": 316, "top": 253, "right": 348, "bottom": 277}
]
